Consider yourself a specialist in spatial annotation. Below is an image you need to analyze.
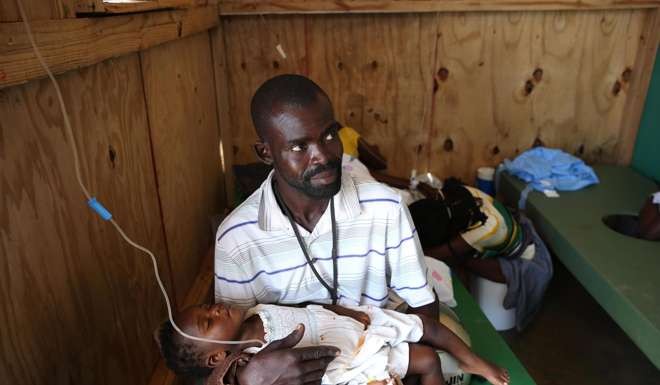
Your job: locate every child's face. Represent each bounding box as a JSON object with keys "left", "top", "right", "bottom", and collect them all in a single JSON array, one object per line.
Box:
[{"left": 176, "top": 303, "right": 245, "bottom": 342}]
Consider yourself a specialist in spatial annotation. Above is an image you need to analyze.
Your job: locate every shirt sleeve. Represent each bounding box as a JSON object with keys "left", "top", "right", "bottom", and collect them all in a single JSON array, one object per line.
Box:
[
  {"left": 386, "top": 204, "right": 435, "bottom": 308},
  {"left": 214, "top": 244, "right": 257, "bottom": 308}
]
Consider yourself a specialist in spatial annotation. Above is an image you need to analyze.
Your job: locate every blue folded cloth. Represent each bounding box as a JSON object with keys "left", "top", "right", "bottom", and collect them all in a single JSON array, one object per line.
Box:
[{"left": 502, "top": 147, "right": 599, "bottom": 192}]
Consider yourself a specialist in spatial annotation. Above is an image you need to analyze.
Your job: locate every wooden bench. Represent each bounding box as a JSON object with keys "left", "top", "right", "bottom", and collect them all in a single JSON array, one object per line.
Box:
[{"left": 498, "top": 165, "right": 660, "bottom": 369}]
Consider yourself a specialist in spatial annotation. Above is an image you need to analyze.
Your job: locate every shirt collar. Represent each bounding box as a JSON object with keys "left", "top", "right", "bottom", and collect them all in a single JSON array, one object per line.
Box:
[{"left": 258, "top": 170, "right": 362, "bottom": 233}]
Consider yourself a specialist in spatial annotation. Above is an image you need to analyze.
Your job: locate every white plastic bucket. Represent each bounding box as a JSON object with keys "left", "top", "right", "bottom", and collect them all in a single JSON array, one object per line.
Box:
[{"left": 472, "top": 275, "right": 516, "bottom": 331}]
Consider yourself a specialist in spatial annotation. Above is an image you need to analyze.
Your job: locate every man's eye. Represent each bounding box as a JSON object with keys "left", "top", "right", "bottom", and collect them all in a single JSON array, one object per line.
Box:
[
  {"left": 291, "top": 144, "right": 303, "bottom": 152},
  {"left": 325, "top": 133, "right": 334, "bottom": 141}
]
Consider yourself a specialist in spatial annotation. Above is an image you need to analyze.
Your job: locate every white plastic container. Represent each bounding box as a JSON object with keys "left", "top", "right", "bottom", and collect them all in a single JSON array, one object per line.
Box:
[{"left": 472, "top": 275, "right": 516, "bottom": 331}]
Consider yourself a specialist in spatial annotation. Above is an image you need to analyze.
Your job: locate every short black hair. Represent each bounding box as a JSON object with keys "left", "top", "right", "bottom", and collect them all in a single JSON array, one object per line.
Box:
[
  {"left": 158, "top": 320, "right": 213, "bottom": 378},
  {"left": 409, "top": 179, "right": 487, "bottom": 249},
  {"left": 250, "top": 74, "right": 331, "bottom": 141}
]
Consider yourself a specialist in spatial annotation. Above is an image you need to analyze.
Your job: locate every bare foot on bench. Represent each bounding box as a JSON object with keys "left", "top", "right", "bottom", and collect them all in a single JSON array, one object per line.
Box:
[{"left": 460, "top": 357, "right": 510, "bottom": 385}]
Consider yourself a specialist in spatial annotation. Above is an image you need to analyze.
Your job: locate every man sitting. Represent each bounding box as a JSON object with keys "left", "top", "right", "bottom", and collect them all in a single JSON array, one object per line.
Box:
[{"left": 213, "top": 74, "right": 438, "bottom": 385}]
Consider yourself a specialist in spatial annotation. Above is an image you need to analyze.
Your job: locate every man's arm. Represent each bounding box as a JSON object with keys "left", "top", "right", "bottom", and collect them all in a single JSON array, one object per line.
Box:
[{"left": 406, "top": 293, "right": 439, "bottom": 319}]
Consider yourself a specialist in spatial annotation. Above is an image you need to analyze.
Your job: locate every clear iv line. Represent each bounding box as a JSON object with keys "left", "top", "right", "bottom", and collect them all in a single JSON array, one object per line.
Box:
[{"left": 14, "top": 0, "right": 263, "bottom": 348}]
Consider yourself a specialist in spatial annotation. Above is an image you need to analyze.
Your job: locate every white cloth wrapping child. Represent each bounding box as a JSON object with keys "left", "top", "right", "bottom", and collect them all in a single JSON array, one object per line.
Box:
[{"left": 244, "top": 304, "right": 423, "bottom": 384}]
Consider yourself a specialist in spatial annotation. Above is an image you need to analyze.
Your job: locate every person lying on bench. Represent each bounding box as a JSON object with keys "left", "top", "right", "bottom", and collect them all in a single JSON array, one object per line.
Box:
[
  {"left": 408, "top": 179, "right": 553, "bottom": 330},
  {"left": 157, "top": 302, "right": 509, "bottom": 385},
  {"left": 639, "top": 191, "right": 660, "bottom": 241}
]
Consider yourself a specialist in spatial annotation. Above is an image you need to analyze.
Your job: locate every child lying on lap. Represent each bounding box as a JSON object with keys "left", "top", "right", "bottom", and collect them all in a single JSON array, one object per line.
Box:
[{"left": 157, "top": 302, "right": 509, "bottom": 385}]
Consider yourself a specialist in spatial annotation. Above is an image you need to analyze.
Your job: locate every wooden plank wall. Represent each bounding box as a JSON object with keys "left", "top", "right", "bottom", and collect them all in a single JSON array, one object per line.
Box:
[
  {"left": 217, "top": 9, "right": 658, "bottom": 183},
  {"left": 141, "top": 32, "right": 225, "bottom": 305},
  {"left": 0, "top": 5, "right": 218, "bottom": 89},
  {"left": 0, "top": 1, "right": 226, "bottom": 382},
  {"left": 0, "top": 0, "right": 76, "bottom": 22},
  {"left": 0, "top": 53, "right": 172, "bottom": 385}
]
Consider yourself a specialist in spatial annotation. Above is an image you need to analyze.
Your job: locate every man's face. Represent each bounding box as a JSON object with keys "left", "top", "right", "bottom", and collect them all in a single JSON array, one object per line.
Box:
[{"left": 264, "top": 95, "right": 343, "bottom": 199}]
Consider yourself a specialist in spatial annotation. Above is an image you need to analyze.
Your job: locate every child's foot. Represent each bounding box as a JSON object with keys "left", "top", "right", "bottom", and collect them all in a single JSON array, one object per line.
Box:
[{"left": 460, "top": 357, "right": 510, "bottom": 385}]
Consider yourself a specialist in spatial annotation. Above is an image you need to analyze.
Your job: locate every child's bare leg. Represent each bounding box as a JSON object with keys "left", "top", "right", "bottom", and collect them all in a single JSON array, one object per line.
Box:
[
  {"left": 416, "top": 315, "right": 510, "bottom": 385},
  {"left": 407, "top": 344, "right": 445, "bottom": 385}
]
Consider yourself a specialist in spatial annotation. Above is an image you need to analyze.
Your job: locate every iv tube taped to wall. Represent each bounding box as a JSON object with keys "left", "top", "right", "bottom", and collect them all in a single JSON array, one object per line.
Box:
[{"left": 14, "top": 0, "right": 263, "bottom": 349}]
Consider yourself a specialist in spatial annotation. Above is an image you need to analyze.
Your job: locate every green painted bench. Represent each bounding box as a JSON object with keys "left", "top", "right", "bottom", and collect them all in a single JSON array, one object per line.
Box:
[
  {"left": 452, "top": 279, "right": 536, "bottom": 385},
  {"left": 499, "top": 165, "right": 660, "bottom": 369}
]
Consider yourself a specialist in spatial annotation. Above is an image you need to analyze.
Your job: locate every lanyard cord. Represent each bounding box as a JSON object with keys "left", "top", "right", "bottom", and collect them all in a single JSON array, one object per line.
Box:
[{"left": 273, "top": 183, "right": 338, "bottom": 305}]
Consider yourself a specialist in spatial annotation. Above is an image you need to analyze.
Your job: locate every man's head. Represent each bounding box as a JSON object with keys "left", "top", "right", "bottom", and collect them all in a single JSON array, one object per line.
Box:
[
  {"left": 157, "top": 303, "right": 246, "bottom": 378},
  {"left": 251, "top": 74, "right": 343, "bottom": 200}
]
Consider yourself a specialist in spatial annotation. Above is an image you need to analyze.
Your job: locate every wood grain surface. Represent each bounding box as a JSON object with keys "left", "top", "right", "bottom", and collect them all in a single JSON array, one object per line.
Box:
[
  {"left": 0, "top": 5, "right": 218, "bottom": 89},
  {"left": 219, "top": 15, "right": 307, "bottom": 164},
  {"left": 218, "top": 9, "right": 657, "bottom": 183},
  {"left": 0, "top": 0, "right": 75, "bottom": 22},
  {"left": 218, "top": 0, "right": 660, "bottom": 15},
  {"left": 210, "top": 22, "right": 238, "bottom": 205},
  {"left": 140, "top": 31, "right": 225, "bottom": 305},
  {"left": 0, "top": 53, "right": 172, "bottom": 385}
]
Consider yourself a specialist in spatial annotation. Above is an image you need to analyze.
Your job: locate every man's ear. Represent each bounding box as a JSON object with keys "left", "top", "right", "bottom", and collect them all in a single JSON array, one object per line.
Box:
[
  {"left": 207, "top": 350, "right": 228, "bottom": 368},
  {"left": 254, "top": 141, "right": 273, "bottom": 165}
]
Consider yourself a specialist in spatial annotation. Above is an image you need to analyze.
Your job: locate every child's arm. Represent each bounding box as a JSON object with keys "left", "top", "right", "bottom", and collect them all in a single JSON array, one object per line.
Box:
[{"left": 322, "top": 305, "right": 370, "bottom": 328}]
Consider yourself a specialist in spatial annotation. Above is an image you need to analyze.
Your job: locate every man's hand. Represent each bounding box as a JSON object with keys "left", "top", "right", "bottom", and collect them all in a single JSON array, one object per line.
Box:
[{"left": 236, "top": 324, "right": 339, "bottom": 385}]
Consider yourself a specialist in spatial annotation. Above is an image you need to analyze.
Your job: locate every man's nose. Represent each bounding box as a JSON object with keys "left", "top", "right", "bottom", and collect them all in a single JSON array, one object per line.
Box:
[{"left": 309, "top": 143, "right": 331, "bottom": 166}]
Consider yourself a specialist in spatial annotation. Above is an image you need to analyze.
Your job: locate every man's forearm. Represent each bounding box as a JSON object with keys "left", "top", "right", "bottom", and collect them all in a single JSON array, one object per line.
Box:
[{"left": 406, "top": 294, "right": 439, "bottom": 319}]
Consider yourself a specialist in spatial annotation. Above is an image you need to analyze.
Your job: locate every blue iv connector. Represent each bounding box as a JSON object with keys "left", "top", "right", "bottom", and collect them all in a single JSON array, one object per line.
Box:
[{"left": 88, "top": 197, "right": 112, "bottom": 221}]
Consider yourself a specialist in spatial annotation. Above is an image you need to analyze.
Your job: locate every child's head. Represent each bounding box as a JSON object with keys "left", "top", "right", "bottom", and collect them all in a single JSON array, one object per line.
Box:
[
  {"left": 157, "top": 303, "right": 246, "bottom": 378},
  {"left": 409, "top": 179, "right": 487, "bottom": 248}
]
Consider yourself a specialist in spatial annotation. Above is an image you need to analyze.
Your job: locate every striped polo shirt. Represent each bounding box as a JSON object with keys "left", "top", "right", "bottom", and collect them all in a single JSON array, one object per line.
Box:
[{"left": 214, "top": 171, "right": 434, "bottom": 309}]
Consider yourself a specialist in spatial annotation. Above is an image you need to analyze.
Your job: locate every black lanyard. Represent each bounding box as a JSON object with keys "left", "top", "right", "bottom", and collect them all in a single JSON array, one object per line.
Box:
[{"left": 273, "top": 183, "right": 339, "bottom": 305}]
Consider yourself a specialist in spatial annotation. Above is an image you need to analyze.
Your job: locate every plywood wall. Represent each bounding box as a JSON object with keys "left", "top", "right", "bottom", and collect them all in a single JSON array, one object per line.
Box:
[
  {"left": 0, "top": 30, "right": 226, "bottom": 385},
  {"left": 217, "top": 9, "right": 657, "bottom": 183},
  {"left": 141, "top": 32, "right": 225, "bottom": 305},
  {"left": 0, "top": 0, "right": 76, "bottom": 22},
  {"left": 0, "top": 53, "right": 171, "bottom": 385}
]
